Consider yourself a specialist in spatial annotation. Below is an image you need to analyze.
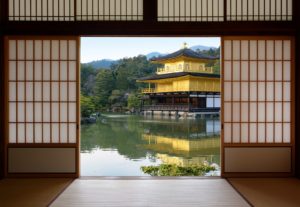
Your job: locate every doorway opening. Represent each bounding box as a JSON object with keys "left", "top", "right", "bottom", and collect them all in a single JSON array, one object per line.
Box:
[{"left": 80, "top": 37, "right": 221, "bottom": 176}]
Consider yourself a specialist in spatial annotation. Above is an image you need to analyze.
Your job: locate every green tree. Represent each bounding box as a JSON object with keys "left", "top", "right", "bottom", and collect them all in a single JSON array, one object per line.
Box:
[
  {"left": 109, "top": 90, "right": 123, "bottom": 104},
  {"left": 213, "top": 59, "right": 220, "bottom": 74},
  {"left": 80, "top": 55, "right": 160, "bottom": 111},
  {"left": 80, "top": 94, "right": 95, "bottom": 117},
  {"left": 94, "top": 69, "right": 115, "bottom": 109},
  {"left": 127, "top": 93, "right": 140, "bottom": 109},
  {"left": 113, "top": 56, "right": 158, "bottom": 91},
  {"left": 81, "top": 64, "right": 98, "bottom": 96},
  {"left": 196, "top": 47, "right": 220, "bottom": 75}
]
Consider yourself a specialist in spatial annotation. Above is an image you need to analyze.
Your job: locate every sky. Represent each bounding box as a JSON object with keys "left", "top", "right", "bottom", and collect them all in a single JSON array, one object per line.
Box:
[{"left": 80, "top": 37, "right": 220, "bottom": 63}]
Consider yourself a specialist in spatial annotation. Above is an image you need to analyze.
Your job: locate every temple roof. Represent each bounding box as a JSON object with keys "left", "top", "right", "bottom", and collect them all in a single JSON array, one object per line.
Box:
[
  {"left": 137, "top": 72, "right": 220, "bottom": 81},
  {"left": 150, "top": 48, "right": 218, "bottom": 62}
]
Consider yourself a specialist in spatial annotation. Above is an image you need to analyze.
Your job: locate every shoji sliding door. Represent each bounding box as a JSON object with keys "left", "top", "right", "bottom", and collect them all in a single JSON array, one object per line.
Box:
[
  {"left": 5, "top": 36, "right": 80, "bottom": 177},
  {"left": 221, "top": 36, "right": 294, "bottom": 177}
]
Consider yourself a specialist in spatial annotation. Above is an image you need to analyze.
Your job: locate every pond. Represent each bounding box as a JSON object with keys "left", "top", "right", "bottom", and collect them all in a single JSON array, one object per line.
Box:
[{"left": 80, "top": 114, "right": 220, "bottom": 176}]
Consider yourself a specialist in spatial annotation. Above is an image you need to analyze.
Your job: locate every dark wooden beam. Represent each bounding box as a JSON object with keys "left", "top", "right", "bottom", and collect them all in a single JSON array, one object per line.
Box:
[
  {"left": 296, "top": 33, "right": 300, "bottom": 178},
  {"left": 0, "top": 0, "right": 8, "bottom": 23},
  {"left": 143, "top": 0, "right": 157, "bottom": 23},
  {"left": 0, "top": 35, "right": 4, "bottom": 179},
  {"left": 1, "top": 21, "right": 297, "bottom": 36},
  {"left": 0, "top": 0, "right": 4, "bottom": 180},
  {"left": 0, "top": 0, "right": 7, "bottom": 180},
  {"left": 294, "top": 0, "right": 300, "bottom": 179},
  {"left": 0, "top": 0, "right": 4, "bottom": 23}
]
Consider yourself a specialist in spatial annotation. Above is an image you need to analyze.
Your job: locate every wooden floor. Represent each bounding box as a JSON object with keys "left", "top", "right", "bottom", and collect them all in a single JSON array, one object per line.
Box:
[
  {"left": 0, "top": 178, "right": 73, "bottom": 207},
  {"left": 228, "top": 178, "right": 300, "bottom": 207},
  {"left": 2, "top": 177, "right": 300, "bottom": 206},
  {"left": 51, "top": 179, "right": 250, "bottom": 207}
]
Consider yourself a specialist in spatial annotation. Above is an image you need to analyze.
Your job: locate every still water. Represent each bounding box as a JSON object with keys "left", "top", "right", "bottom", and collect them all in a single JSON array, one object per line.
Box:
[{"left": 81, "top": 114, "right": 220, "bottom": 176}]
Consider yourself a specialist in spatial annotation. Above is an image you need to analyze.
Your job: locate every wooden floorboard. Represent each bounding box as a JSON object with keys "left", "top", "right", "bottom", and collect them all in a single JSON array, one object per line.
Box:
[
  {"left": 228, "top": 178, "right": 300, "bottom": 207},
  {"left": 51, "top": 179, "right": 250, "bottom": 207},
  {"left": 0, "top": 178, "right": 73, "bottom": 207}
]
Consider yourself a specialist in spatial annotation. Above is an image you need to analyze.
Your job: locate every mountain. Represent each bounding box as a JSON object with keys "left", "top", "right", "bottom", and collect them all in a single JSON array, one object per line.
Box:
[
  {"left": 146, "top": 52, "right": 164, "bottom": 60},
  {"left": 145, "top": 45, "right": 217, "bottom": 60},
  {"left": 190, "top": 45, "right": 217, "bottom": 51},
  {"left": 83, "top": 59, "right": 117, "bottom": 69},
  {"left": 83, "top": 45, "right": 218, "bottom": 68}
]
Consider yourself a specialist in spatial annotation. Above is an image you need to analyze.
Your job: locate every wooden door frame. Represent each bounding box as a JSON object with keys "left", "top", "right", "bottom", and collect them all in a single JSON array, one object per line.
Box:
[
  {"left": 295, "top": 34, "right": 300, "bottom": 178},
  {"left": 0, "top": 0, "right": 4, "bottom": 176},
  {"left": 0, "top": 35, "right": 4, "bottom": 179},
  {"left": 0, "top": 0, "right": 299, "bottom": 178},
  {"left": 1, "top": 34, "right": 299, "bottom": 178}
]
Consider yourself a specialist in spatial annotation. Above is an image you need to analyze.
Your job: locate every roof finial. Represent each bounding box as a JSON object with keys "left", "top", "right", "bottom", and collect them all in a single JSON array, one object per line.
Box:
[{"left": 182, "top": 42, "right": 188, "bottom": 49}]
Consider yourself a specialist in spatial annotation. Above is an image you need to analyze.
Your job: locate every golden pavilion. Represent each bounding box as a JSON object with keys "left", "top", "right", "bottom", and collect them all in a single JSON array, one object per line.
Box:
[{"left": 137, "top": 43, "right": 220, "bottom": 115}]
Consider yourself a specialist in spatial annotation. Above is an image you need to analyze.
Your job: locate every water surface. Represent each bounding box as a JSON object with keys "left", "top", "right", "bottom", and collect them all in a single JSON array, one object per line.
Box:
[{"left": 81, "top": 114, "right": 220, "bottom": 176}]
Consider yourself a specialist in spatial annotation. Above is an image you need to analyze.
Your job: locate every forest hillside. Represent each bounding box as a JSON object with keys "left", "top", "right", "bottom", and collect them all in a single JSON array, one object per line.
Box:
[{"left": 81, "top": 47, "right": 220, "bottom": 117}]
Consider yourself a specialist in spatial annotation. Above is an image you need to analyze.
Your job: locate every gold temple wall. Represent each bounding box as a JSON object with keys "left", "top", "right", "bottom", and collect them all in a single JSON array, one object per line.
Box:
[
  {"left": 172, "top": 79, "right": 190, "bottom": 92},
  {"left": 147, "top": 77, "right": 220, "bottom": 93},
  {"left": 189, "top": 78, "right": 220, "bottom": 92}
]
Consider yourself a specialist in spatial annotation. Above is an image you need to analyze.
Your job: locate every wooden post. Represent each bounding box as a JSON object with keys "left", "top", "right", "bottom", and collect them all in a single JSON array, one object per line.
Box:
[
  {"left": 0, "top": 35, "right": 4, "bottom": 179},
  {"left": 143, "top": 0, "right": 157, "bottom": 23},
  {"left": 295, "top": 34, "right": 300, "bottom": 178},
  {"left": 0, "top": 0, "right": 8, "bottom": 22},
  {"left": 172, "top": 96, "right": 174, "bottom": 106},
  {"left": 0, "top": 0, "right": 7, "bottom": 179},
  {"left": 140, "top": 99, "right": 144, "bottom": 112},
  {"left": 295, "top": 0, "right": 300, "bottom": 179},
  {"left": 188, "top": 93, "right": 191, "bottom": 112},
  {"left": 223, "top": 0, "right": 227, "bottom": 22}
]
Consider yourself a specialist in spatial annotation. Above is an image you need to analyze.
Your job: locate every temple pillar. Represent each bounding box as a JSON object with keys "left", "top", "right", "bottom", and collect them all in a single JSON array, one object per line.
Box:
[{"left": 188, "top": 93, "right": 191, "bottom": 111}]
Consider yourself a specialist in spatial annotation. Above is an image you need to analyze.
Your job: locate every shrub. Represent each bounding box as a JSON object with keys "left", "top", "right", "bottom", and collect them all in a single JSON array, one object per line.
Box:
[{"left": 141, "top": 164, "right": 215, "bottom": 176}]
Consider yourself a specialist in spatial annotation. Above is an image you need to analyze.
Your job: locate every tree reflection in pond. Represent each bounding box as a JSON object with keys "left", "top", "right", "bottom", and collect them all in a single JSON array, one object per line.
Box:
[{"left": 81, "top": 114, "right": 220, "bottom": 176}]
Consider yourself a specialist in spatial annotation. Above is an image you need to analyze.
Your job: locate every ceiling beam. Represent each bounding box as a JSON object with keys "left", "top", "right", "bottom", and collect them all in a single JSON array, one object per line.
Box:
[{"left": 1, "top": 21, "right": 297, "bottom": 36}]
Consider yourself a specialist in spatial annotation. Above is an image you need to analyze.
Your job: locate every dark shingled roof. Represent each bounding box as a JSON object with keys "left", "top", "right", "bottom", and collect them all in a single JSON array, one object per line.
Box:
[
  {"left": 150, "top": 48, "right": 218, "bottom": 62},
  {"left": 138, "top": 72, "right": 220, "bottom": 81}
]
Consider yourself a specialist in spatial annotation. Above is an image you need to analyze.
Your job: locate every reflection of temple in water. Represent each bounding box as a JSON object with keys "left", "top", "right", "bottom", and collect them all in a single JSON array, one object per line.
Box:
[
  {"left": 143, "top": 118, "right": 220, "bottom": 138},
  {"left": 142, "top": 119, "right": 220, "bottom": 166}
]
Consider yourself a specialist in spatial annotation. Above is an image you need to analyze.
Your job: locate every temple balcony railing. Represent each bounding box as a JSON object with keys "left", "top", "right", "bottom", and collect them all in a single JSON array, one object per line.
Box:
[
  {"left": 156, "top": 66, "right": 213, "bottom": 74},
  {"left": 142, "top": 88, "right": 156, "bottom": 93},
  {"left": 141, "top": 105, "right": 220, "bottom": 112},
  {"left": 141, "top": 84, "right": 220, "bottom": 93},
  {"left": 141, "top": 88, "right": 175, "bottom": 93},
  {"left": 142, "top": 104, "right": 190, "bottom": 111}
]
